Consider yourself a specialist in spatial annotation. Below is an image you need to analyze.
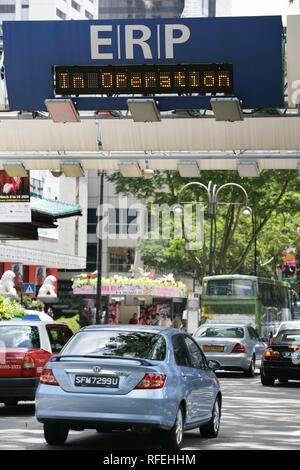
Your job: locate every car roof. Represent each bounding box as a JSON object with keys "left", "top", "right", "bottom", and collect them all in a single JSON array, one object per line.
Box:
[
  {"left": 278, "top": 321, "right": 300, "bottom": 329},
  {"left": 197, "top": 323, "right": 248, "bottom": 328},
  {"left": 0, "top": 320, "right": 63, "bottom": 326},
  {"left": 81, "top": 324, "right": 181, "bottom": 336}
]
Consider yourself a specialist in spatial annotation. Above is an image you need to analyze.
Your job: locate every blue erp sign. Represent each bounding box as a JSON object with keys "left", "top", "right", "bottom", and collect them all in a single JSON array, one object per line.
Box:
[{"left": 3, "top": 16, "right": 284, "bottom": 111}]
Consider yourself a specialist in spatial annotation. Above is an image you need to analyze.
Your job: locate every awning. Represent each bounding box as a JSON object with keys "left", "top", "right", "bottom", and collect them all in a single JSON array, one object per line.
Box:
[
  {"left": 31, "top": 194, "right": 82, "bottom": 219},
  {"left": 0, "top": 194, "right": 82, "bottom": 240}
]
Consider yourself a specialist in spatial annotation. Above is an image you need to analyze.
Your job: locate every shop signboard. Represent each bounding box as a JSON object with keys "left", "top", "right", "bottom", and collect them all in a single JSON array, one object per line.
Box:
[
  {"left": 0, "top": 171, "right": 31, "bottom": 223},
  {"left": 73, "top": 281, "right": 187, "bottom": 298}
]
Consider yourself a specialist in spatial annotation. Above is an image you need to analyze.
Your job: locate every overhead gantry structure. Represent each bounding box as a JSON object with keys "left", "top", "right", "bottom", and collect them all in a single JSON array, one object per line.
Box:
[{"left": 0, "top": 16, "right": 300, "bottom": 175}]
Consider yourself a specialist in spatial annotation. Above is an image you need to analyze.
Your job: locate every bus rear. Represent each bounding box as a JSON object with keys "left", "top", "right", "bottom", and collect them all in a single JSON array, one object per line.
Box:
[{"left": 201, "top": 275, "right": 259, "bottom": 328}]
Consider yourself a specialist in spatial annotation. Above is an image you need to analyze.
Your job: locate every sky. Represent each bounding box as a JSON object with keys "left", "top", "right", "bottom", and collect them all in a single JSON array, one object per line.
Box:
[{"left": 232, "top": 0, "right": 299, "bottom": 20}]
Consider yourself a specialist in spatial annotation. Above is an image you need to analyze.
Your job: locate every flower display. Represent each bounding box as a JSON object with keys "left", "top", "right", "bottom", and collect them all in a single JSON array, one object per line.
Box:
[
  {"left": 72, "top": 273, "right": 188, "bottom": 298},
  {"left": 73, "top": 273, "right": 186, "bottom": 289}
]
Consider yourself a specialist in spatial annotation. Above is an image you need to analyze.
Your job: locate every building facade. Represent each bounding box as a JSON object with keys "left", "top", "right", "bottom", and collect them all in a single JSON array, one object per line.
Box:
[
  {"left": 87, "top": 172, "right": 137, "bottom": 276},
  {"left": 215, "top": 0, "right": 232, "bottom": 17},
  {"left": 98, "top": 0, "right": 231, "bottom": 20},
  {"left": 0, "top": 171, "right": 87, "bottom": 300},
  {"left": 0, "top": 1, "right": 93, "bottom": 304},
  {"left": 0, "top": 0, "right": 98, "bottom": 21},
  {"left": 0, "top": 0, "right": 99, "bottom": 50},
  {"left": 99, "top": 0, "right": 185, "bottom": 19}
]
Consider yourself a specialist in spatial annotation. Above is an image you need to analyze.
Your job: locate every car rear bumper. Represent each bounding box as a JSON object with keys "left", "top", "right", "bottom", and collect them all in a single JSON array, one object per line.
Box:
[
  {"left": 36, "top": 385, "right": 177, "bottom": 430},
  {"left": 0, "top": 377, "right": 38, "bottom": 401},
  {"left": 262, "top": 363, "right": 300, "bottom": 380},
  {"left": 204, "top": 353, "right": 251, "bottom": 371}
]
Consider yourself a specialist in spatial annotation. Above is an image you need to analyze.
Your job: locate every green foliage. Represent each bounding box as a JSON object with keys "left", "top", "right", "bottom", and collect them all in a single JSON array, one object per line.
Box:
[
  {"left": 0, "top": 295, "right": 25, "bottom": 321},
  {"left": 22, "top": 296, "right": 44, "bottom": 311},
  {"left": 107, "top": 170, "right": 300, "bottom": 280},
  {"left": 56, "top": 314, "right": 81, "bottom": 333}
]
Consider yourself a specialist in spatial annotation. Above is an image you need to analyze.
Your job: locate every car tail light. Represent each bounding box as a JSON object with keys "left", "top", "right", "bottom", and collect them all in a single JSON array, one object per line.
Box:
[
  {"left": 21, "top": 355, "right": 37, "bottom": 377},
  {"left": 39, "top": 368, "right": 59, "bottom": 386},
  {"left": 135, "top": 373, "right": 166, "bottom": 390},
  {"left": 232, "top": 343, "right": 246, "bottom": 353},
  {"left": 264, "top": 349, "right": 280, "bottom": 359}
]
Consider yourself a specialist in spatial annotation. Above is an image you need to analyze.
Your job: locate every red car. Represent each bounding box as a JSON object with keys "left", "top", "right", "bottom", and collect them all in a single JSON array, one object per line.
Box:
[{"left": 0, "top": 318, "right": 73, "bottom": 406}]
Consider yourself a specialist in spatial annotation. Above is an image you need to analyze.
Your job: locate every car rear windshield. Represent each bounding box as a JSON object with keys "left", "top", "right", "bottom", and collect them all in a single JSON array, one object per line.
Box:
[
  {"left": 61, "top": 330, "right": 167, "bottom": 361},
  {"left": 274, "top": 330, "right": 300, "bottom": 344},
  {"left": 197, "top": 326, "right": 245, "bottom": 339},
  {"left": 0, "top": 326, "right": 40, "bottom": 349}
]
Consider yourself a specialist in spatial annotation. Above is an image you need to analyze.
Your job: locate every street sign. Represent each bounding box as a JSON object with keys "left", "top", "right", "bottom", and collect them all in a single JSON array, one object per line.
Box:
[
  {"left": 23, "top": 283, "right": 36, "bottom": 295},
  {"left": 3, "top": 16, "right": 284, "bottom": 111}
]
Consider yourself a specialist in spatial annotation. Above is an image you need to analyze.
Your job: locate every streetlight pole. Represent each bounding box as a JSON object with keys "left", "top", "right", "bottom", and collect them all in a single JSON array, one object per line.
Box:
[
  {"left": 95, "top": 170, "right": 105, "bottom": 324},
  {"left": 178, "top": 181, "right": 249, "bottom": 276},
  {"left": 252, "top": 210, "right": 258, "bottom": 276}
]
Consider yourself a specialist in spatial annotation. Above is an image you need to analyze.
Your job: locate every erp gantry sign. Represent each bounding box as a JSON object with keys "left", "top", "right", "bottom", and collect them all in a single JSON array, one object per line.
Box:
[{"left": 3, "top": 16, "right": 284, "bottom": 111}]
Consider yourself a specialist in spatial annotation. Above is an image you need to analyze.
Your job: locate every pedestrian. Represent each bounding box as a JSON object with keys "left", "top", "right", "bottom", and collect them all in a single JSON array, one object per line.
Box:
[
  {"left": 83, "top": 305, "right": 90, "bottom": 322},
  {"left": 47, "top": 307, "right": 54, "bottom": 319},
  {"left": 91, "top": 306, "right": 97, "bottom": 325},
  {"left": 159, "top": 313, "right": 172, "bottom": 328},
  {"left": 172, "top": 314, "right": 183, "bottom": 329},
  {"left": 129, "top": 312, "right": 139, "bottom": 324}
]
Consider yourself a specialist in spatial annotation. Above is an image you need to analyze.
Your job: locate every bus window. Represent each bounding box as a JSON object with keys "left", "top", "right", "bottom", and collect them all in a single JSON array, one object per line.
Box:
[{"left": 206, "top": 279, "right": 254, "bottom": 297}]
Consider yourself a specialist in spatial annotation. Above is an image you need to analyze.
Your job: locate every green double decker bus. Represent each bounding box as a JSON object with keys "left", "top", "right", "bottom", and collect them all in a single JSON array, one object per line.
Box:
[{"left": 201, "top": 275, "right": 293, "bottom": 337}]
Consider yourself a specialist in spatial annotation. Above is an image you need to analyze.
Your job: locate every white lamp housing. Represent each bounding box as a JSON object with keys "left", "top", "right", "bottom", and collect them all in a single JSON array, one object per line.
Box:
[
  {"left": 177, "top": 161, "right": 201, "bottom": 178},
  {"left": 61, "top": 162, "right": 85, "bottom": 177},
  {"left": 143, "top": 168, "right": 155, "bottom": 180},
  {"left": 127, "top": 99, "right": 161, "bottom": 122},
  {"left": 45, "top": 99, "right": 81, "bottom": 123},
  {"left": 119, "top": 161, "right": 143, "bottom": 178},
  {"left": 238, "top": 160, "right": 260, "bottom": 178},
  {"left": 211, "top": 97, "right": 244, "bottom": 122}
]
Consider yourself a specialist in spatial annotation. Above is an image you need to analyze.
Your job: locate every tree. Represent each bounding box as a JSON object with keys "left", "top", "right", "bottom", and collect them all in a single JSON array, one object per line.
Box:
[{"left": 107, "top": 170, "right": 300, "bottom": 280}]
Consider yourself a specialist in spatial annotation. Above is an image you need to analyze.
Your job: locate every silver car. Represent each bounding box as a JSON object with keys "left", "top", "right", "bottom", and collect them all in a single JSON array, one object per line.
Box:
[
  {"left": 272, "top": 321, "right": 300, "bottom": 341},
  {"left": 193, "top": 324, "right": 266, "bottom": 377}
]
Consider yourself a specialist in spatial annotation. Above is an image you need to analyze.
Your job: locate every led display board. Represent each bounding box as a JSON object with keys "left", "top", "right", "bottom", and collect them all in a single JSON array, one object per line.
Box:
[{"left": 54, "top": 64, "right": 234, "bottom": 96}]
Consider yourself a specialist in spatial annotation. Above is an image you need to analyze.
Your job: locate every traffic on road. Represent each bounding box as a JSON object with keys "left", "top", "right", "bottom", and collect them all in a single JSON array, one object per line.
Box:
[
  {"left": 1, "top": 317, "right": 300, "bottom": 450},
  {"left": 1, "top": 371, "right": 300, "bottom": 451}
]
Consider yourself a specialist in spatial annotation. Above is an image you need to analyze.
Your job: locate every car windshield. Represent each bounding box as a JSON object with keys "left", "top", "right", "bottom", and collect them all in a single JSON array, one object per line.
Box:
[
  {"left": 274, "top": 329, "right": 300, "bottom": 344},
  {"left": 61, "top": 330, "right": 167, "bottom": 361},
  {"left": 197, "top": 326, "right": 245, "bottom": 339},
  {"left": 0, "top": 325, "right": 40, "bottom": 349}
]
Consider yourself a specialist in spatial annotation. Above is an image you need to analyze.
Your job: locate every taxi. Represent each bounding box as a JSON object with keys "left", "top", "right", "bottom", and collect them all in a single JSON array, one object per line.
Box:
[{"left": 0, "top": 312, "right": 73, "bottom": 406}]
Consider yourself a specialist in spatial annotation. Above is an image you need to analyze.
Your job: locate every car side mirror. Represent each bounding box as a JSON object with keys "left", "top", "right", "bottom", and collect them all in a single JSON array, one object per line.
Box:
[{"left": 208, "top": 360, "right": 221, "bottom": 371}]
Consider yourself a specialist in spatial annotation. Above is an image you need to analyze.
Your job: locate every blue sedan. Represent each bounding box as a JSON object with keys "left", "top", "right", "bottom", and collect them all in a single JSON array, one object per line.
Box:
[{"left": 36, "top": 325, "right": 222, "bottom": 449}]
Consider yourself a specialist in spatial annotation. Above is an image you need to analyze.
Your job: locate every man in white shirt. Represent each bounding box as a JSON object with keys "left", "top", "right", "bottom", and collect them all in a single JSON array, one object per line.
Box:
[{"left": 159, "top": 313, "right": 172, "bottom": 328}]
